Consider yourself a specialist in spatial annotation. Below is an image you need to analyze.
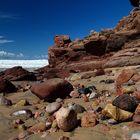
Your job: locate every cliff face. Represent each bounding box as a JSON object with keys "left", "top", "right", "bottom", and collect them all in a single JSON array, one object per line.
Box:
[{"left": 38, "top": 8, "right": 140, "bottom": 79}]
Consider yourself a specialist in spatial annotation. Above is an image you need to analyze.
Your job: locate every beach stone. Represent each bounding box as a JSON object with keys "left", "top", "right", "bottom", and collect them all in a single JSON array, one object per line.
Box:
[
  {"left": 116, "top": 86, "right": 125, "bottom": 96},
  {"left": 101, "top": 79, "right": 114, "bottom": 84},
  {"left": 112, "top": 94, "right": 137, "bottom": 112},
  {"left": 51, "top": 120, "right": 58, "bottom": 128},
  {"left": 31, "top": 78, "right": 73, "bottom": 102},
  {"left": 0, "top": 96, "right": 12, "bottom": 106},
  {"left": 133, "top": 114, "right": 140, "bottom": 123},
  {"left": 95, "top": 68, "right": 105, "bottom": 76},
  {"left": 0, "top": 79, "right": 17, "bottom": 93},
  {"left": 13, "top": 119, "right": 24, "bottom": 125},
  {"left": 123, "top": 86, "right": 136, "bottom": 94},
  {"left": 46, "top": 102, "right": 61, "bottom": 114},
  {"left": 81, "top": 112, "right": 97, "bottom": 127},
  {"left": 59, "top": 136, "right": 70, "bottom": 140},
  {"left": 47, "top": 115, "right": 55, "bottom": 123},
  {"left": 95, "top": 106, "right": 103, "bottom": 112},
  {"left": 0, "top": 66, "right": 36, "bottom": 81},
  {"left": 69, "top": 91, "right": 80, "bottom": 98},
  {"left": 68, "top": 103, "right": 86, "bottom": 114},
  {"left": 17, "top": 84, "right": 31, "bottom": 92},
  {"left": 107, "top": 119, "right": 118, "bottom": 125},
  {"left": 56, "top": 98, "right": 63, "bottom": 103},
  {"left": 78, "top": 86, "right": 93, "bottom": 95},
  {"left": 15, "top": 99, "right": 29, "bottom": 107},
  {"left": 135, "top": 104, "right": 140, "bottom": 115},
  {"left": 82, "top": 94, "right": 89, "bottom": 102},
  {"left": 28, "top": 122, "right": 46, "bottom": 134},
  {"left": 131, "top": 132, "right": 140, "bottom": 140},
  {"left": 89, "top": 92, "right": 98, "bottom": 99},
  {"left": 45, "top": 121, "right": 52, "bottom": 129},
  {"left": 133, "top": 91, "right": 140, "bottom": 101},
  {"left": 11, "top": 109, "right": 32, "bottom": 119},
  {"left": 56, "top": 107, "right": 78, "bottom": 132},
  {"left": 18, "top": 131, "right": 31, "bottom": 139},
  {"left": 34, "top": 111, "right": 42, "bottom": 119},
  {"left": 17, "top": 124, "right": 26, "bottom": 130},
  {"left": 102, "top": 104, "right": 133, "bottom": 122},
  {"left": 131, "top": 74, "right": 140, "bottom": 82},
  {"left": 104, "top": 79, "right": 114, "bottom": 84},
  {"left": 116, "top": 69, "right": 136, "bottom": 86},
  {"left": 100, "top": 124, "right": 110, "bottom": 131},
  {"left": 122, "top": 80, "right": 135, "bottom": 86}
]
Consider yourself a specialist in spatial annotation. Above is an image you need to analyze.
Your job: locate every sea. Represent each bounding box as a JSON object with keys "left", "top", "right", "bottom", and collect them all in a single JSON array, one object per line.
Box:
[{"left": 0, "top": 59, "right": 48, "bottom": 72}]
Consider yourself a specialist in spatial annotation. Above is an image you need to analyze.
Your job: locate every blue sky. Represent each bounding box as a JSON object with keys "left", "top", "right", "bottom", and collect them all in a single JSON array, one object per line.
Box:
[{"left": 0, "top": 0, "right": 133, "bottom": 59}]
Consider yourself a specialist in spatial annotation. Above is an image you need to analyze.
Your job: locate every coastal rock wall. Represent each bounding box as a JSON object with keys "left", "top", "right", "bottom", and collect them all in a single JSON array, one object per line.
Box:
[{"left": 38, "top": 8, "right": 140, "bottom": 79}]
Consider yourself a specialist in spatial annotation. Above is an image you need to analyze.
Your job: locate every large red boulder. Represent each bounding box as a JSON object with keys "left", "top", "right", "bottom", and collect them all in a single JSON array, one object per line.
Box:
[
  {"left": 116, "top": 69, "right": 136, "bottom": 86},
  {"left": 31, "top": 78, "right": 73, "bottom": 102},
  {"left": 0, "top": 66, "right": 36, "bottom": 81},
  {"left": 0, "top": 79, "right": 17, "bottom": 93}
]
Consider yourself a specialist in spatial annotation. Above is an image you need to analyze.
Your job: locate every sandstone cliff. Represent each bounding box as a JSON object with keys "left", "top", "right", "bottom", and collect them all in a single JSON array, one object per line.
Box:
[{"left": 38, "top": 8, "right": 140, "bottom": 79}]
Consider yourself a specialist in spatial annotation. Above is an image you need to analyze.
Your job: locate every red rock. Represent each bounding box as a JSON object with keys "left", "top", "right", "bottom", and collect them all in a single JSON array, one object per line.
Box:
[
  {"left": 131, "top": 74, "right": 140, "bottom": 82},
  {"left": 0, "top": 66, "right": 36, "bottom": 81},
  {"left": 95, "top": 68, "right": 105, "bottom": 76},
  {"left": 100, "top": 124, "right": 110, "bottom": 131},
  {"left": 36, "top": 10, "right": 140, "bottom": 81},
  {"left": 28, "top": 122, "right": 46, "bottom": 134},
  {"left": 133, "top": 114, "right": 140, "bottom": 123},
  {"left": 34, "top": 111, "right": 42, "bottom": 118},
  {"left": 54, "top": 35, "right": 71, "bottom": 47},
  {"left": 135, "top": 104, "right": 140, "bottom": 115},
  {"left": 116, "top": 86, "right": 125, "bottom": 96},
  {"left": 18, "top": 131, "right": 31, "bottom": 139},
  {"left": 82, "top": 94, "right": 89, "bottom": 102},
  {"left": 31, "top": 78, "right": 73, "bottom": 102},
  {"left": 0, "top": 79, "right": 17, "bottom": 93},
  {"left": 116, "top": 69, "right": 136, "bottom": 86},
  {"left": 115, "top": 8, "right": 140, "bottom": 31},
  {"left": 81, "top": 112, "right": 97, "bottom": 127},
  {"left": 128, "top": 122, "right": 140, "bottom": 127},
  {"left": 133, "top": 91, "right": 140, "bottom": 100}
]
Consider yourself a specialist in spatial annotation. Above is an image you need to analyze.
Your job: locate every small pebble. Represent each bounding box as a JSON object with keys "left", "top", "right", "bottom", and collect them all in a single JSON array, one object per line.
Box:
[
  {"left": 18, "top": 131, "right": 31, "bottom": 139},
  {"left": 107, "top": 119, "right": 118, "bottom": 125},
  {"left": 131, "top": 132, "right": 140, "bottom": 140},
  {"left": 59, "top": 136, "right": 70, "bottom": 140}
]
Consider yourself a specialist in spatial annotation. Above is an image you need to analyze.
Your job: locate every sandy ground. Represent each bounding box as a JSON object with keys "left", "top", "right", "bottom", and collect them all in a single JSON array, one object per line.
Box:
[{"left": 0, "top": 66, "right": 140, "bottom": 140}]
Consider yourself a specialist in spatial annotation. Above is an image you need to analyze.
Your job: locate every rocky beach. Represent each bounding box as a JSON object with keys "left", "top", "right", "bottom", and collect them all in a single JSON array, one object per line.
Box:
[{"left": 0, "top": 8, "right": 140, "bottom": 140}]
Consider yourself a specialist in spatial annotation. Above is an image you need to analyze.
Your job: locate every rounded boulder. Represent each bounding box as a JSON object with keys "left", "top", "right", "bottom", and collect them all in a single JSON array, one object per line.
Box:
[{"left": 31, "top": 78, "right": 73, "bottom": 102}]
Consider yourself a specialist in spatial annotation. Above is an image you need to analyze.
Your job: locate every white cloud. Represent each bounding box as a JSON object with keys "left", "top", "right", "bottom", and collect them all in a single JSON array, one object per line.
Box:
[
  {"left": 0, "top": 51, "right": 24, "bottom": 59},
  {"left": 0, "top": 13, "right": 20, "bottom": 20},
  {"left": 35, "top": 54, "right": 48, "bottom": 59},
  {"left": 0, "top": 39, "right": 14, "bottom": 44},
  {"left": 0, "top": 36, "right": 14, "bottom": 45}
]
